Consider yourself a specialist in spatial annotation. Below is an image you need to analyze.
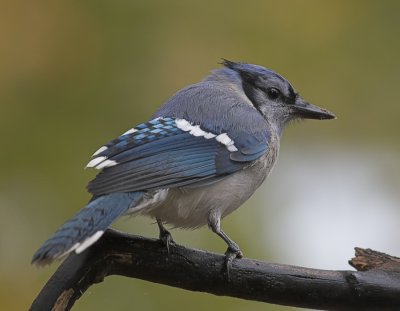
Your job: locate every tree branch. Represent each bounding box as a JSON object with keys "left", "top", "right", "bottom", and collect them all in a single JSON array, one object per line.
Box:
[{"left": 30, "top": 229, "right": 400, "bottom": 311}]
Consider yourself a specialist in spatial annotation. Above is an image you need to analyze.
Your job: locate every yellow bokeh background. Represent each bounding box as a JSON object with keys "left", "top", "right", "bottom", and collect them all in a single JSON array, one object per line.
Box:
[{"left": 1, "top": 1, "right": 400, "bottom": 310}]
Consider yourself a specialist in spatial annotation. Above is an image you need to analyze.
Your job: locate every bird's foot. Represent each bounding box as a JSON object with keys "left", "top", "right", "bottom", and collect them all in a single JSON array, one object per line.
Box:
[
  {"left": 157, "top": 219, "right": 175, "bottom": 255},
  {"left": 158, "top": 228, "right": 175, "bottom": 255},
  {"left": 224, "top": 244, "right": 243, "bottom": 279}
]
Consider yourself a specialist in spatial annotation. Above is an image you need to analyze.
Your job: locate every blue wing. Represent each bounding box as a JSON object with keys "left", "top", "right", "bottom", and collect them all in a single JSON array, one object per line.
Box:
[{"left": 87, "top": 117, "right": 270, "bottom": 196}]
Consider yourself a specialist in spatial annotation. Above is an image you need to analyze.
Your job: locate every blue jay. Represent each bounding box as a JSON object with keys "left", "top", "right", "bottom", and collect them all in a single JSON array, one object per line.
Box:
[{"left": 32, "top": 60, "right": 335, "bottom": 266}]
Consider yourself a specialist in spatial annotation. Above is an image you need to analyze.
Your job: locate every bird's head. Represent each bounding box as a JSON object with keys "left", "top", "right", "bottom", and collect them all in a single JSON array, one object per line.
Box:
[{"left": 221, "top": 59, "right": 335, "bottom": 130}]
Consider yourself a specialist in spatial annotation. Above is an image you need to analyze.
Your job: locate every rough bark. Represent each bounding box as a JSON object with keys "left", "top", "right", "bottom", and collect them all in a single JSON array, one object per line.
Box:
[{"left": 30, "top": 229, "right": 400, "bottom": 311}]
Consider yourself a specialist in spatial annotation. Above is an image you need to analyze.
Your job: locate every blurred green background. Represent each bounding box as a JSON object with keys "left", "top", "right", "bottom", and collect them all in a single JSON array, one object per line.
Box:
[{"left": 2, "top": 0, "right": 400, "bottom": 310}]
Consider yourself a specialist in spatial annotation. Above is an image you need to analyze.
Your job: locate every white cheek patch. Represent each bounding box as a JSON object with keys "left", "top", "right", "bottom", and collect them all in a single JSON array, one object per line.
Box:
[{"left": 175, "top": 118, "right": 237, "bottom": 152}]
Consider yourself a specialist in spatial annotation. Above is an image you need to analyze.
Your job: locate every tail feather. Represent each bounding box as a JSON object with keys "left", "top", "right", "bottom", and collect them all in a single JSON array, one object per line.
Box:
[{"left": 32, "top": 192, "right": 144, "bottom": 266}]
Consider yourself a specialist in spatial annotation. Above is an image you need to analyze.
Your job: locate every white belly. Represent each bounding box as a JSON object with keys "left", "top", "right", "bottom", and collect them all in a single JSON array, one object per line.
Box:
[{"left": 138, "top": 146, "right": 278, "bottom": 229}]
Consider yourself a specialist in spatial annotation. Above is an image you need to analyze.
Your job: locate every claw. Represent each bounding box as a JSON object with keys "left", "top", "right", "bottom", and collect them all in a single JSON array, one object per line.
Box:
[
  {"left": 157, "top": 219, "right": 175, "bottom": 255},
  {"left": 208, "top": 215, "right": 243, "bottom": 279},
  {"left": 224, "top": 245, "right": 243, "bottom": 279},
  {"left": 159, "top": 230, "right": 175, "bottom": 254}
]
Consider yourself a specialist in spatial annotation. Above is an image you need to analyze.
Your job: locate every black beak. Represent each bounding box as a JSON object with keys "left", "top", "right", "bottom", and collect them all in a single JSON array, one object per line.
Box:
[{"left": 293, "top": 97, "right": 336, "bottom": 120}]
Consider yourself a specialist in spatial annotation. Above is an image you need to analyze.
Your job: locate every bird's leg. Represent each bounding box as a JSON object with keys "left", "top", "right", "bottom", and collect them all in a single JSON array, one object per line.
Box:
[
  {"left": 157, "top": 218, "right": 174, "bottom": 254},
  {"left": 209, "top": 215, "right": 243, "bottom": 278}
]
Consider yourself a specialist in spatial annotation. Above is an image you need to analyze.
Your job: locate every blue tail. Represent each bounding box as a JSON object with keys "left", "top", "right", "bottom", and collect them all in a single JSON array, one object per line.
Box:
[{"left": 32, "top": 192, "right": 144, "bottom": 266}]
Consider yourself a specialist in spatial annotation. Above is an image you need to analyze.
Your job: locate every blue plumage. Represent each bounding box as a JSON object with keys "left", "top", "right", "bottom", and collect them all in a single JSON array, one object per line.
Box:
[
  {"left": 96, "top": 117, "right": 182, "bottom": 159},
  {"left": 32, "top": 192, "right": 144, "bottom": 265},
  {"left": 32, "top": 60, "right": 334, "bottom": 266},
  {"left": 86, "top": 117, "right": 269, "bottom": 196}
]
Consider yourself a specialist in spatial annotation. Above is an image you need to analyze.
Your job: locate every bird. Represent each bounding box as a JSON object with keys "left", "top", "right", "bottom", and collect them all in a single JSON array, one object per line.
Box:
[{"left": 32, "top": 59, "right": 335, "bottom": 267}]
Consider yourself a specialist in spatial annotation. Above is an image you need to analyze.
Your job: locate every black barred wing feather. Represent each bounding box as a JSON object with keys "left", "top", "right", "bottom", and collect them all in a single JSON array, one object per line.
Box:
[{"left": 87, "top": 117, "right": 270, "bottom": 196}]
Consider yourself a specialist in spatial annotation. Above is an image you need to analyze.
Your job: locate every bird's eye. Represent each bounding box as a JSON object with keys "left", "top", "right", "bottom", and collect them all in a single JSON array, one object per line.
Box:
[{"left": 266, "top": 87, "right": 281, "bottom": 100}]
